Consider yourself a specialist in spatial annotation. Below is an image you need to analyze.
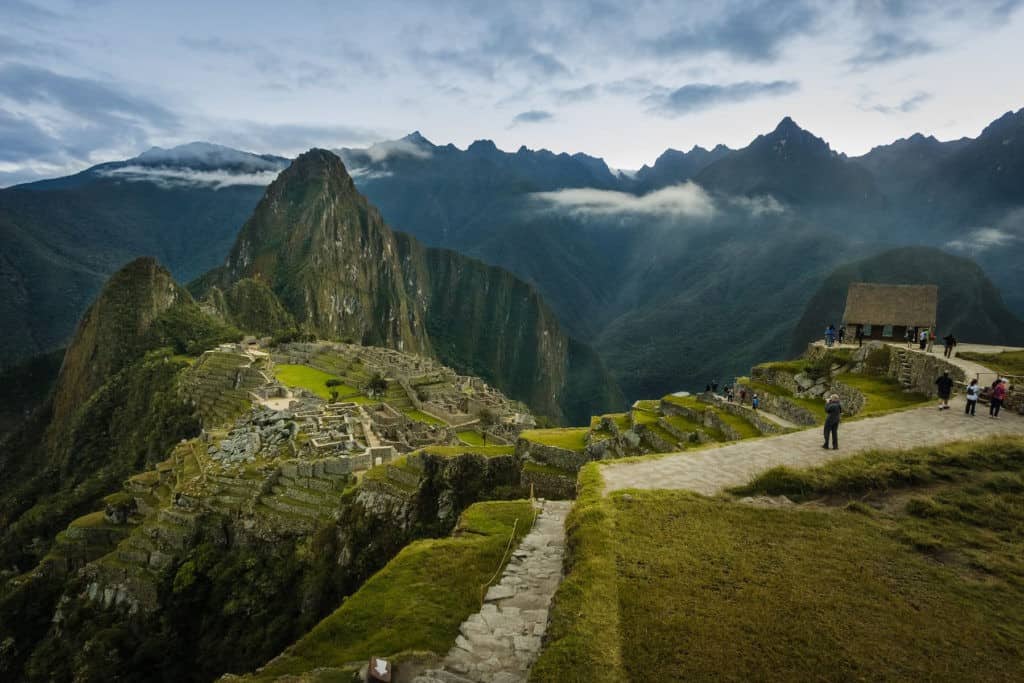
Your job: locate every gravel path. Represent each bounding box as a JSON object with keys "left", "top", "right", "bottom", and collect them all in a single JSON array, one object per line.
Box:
[
  {"left": 602, "top": 406, "right": 1024, "bottom": 495},
  {"left": 414, "top": 500, "right": 571, "bottom": 683}
]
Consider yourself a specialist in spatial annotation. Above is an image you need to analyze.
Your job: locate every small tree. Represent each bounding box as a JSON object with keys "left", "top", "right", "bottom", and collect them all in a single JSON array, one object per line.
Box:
[
  {"left": 364, "top": 372, "right": 388, "bottom": 398},
  {"left": 479, "top": 408, "right": 498, "bottom": 427}
]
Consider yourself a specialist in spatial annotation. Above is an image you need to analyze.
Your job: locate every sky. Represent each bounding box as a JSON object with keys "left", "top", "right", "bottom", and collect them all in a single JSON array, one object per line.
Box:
[{"left": 1, "top": 0, "right": 1023, "bottom": 186}]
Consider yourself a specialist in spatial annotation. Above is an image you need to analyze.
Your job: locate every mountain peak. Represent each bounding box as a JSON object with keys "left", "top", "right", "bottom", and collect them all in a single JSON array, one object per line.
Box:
[
  {"left": 402, "top": 130, "right": 433, "bottom": 146},
  {"left": 281, "top": 148, "right": 352, "bottom": 182},
  {"left": 131, "top": 141, "right": 287, "bottom": 172},
  {"left": 467, "top": 139, "right": 500, "bottom": 155},
  {"left": 773, "top": 116, "right": 801, "bottom": 133}
]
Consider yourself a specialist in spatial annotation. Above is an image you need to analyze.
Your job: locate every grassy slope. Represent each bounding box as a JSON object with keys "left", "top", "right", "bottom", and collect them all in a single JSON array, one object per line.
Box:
[
  {"left": 661, "top": 394, "right": 760, "bottom": 439},
  {"left": 403, "top": 408, "right": 447, "bottom": 426},
  {"left": 836, "top": 373, "right": 930, "bottom": 416},
  {"left": 457, "top": 430, "right": 487, "bottom": 446},
  {"left": 534, "top": 438, "right": 1024, "bottom": 682},
  {"left": 519, "top": 428, "right": 589, "bottom": 451},
  {"left": 274, "top": 364, "right": 343, "bottom": 400},
  {"left": 959, "top": 349, "right": 1024, "bottom": 377},
  {"left": 251, "top": 500, "right": 533, "bottom": 680}
]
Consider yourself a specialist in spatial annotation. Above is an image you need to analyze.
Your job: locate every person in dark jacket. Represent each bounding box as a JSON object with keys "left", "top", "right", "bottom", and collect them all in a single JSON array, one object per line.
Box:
[
  {"left": 935, "top": 371, "right": 954, "bottom": 410},
  {"left": 823, "top": 394, "right": 841, "bottom": 449}
]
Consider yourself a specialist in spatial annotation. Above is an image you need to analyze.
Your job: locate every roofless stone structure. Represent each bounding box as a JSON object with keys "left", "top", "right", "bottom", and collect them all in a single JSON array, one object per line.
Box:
[{"left": 842, "top": 282, "right": 938, "bottom": 341}]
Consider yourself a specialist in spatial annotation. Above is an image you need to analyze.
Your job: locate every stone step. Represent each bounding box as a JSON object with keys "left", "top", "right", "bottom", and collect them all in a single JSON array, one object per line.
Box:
[
  {"left": 260, "top": 495, "right": 325, "bottom": 520},
  {"left": 278, "top": 473, "right": 348, "bottom": 492},
  {"left": 271, "top": 485, "right": 337, "bottom": 506}
]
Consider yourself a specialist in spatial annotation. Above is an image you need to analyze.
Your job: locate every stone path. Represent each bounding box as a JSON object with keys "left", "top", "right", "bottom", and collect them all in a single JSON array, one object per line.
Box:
[
  {"left": 413, "top": 500, "right": 571, "bottom": 683},
  {"left": 602, "top": 406, "right": 1024, "bottom": 495}
]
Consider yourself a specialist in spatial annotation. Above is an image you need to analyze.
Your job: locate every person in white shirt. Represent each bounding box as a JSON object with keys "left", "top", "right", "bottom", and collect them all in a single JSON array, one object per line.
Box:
[{"left": 964, "top": 378, "right": 980, "bottom": 416}]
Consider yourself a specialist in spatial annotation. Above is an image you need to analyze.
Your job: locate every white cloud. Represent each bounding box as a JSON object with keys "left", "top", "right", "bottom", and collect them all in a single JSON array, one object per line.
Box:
[
  {"left": 727, "top": 194, "right": 786, "bottom": 216},
  {"left": 531, "top": 183, "right": 716, "bottom": 219},
  {"left": 348, "top": 167, "right": 394, "bottom": 180},
  {"left": 363, "top": 138, "right": 432, "bottom": 163},
  {"left": 946, "top": 227, "right": 1018, "bottom": 252},
  {"left": 98, "top": 165, "right": 280, "bottom": 189}
]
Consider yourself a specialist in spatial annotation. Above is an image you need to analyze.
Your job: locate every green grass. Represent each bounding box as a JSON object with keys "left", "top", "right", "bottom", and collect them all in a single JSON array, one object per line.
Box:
[
  {"left": 414, "top": 445, "right": 515, "bottom": 458},
  {"left": 520, "top": 428, "right": 589, "bottom": 452},
  {"left": 836, "top": 373, "right": 930, "bottom": 417},
  {"left": 661, "top": 394, "right": 759, "bottom": 439},
  {"left": 522, "top": 461, "right": 576, "bottom": 477},
  {"left": 536, "top": 438, "right": 1024, "bottom": 682},
  {"left": 958, "top": 349, "right": 1024, "bottom": 377},
  {"left": 456, "top": 430, "right": 487, "bottom": 446},
  {"left": 68, "top": 511, "right": 108, "bottom": 529},
  {"left": 591, "top": 413, "right": 631, "bottom": 432},
  {"left": 249, "top": 501, "right": 534, "bottom": 680},
  {"left": 274, "top": 364, "right": 346, "bottom": 400},
  {"left": 402, "top": 408, "right": 447, "bottom": 426}
]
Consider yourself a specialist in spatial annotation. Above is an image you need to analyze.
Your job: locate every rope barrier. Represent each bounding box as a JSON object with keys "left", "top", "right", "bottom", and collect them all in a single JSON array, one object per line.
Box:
[{"left": 479, "top": 501, "right": 541, "bottom": 604}]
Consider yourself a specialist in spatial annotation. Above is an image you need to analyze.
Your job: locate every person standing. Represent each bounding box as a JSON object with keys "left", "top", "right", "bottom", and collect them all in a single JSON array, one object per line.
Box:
[
  {"left": 927, "top": 327, "right": 935, "bottom": 353},
  {"left": 825, "top": 325, "right": 836, "bottom": 347},
  {"left": 935, "top": 371, "right": 953, "bottom": 410},
  {"left": 990, "top": 379, "right": 1007, "bottom": 418},
  {"left": 965, "top": 378, "right": 980, "bottom": 416},
  {"left": 751, "top": 393, "right": 760, "bottom": 410},
  {"left": 837, "top": 326, "right": 846, "bottom": 344},
  {"left": 919, "top": 328, "right": 928, "bottom": 350},
  {"left": 823, "top": 394, "right": 841, "bottom": 449},
  {"left": 906, "top": 326, "right": 915, "bottom": 348},
  {"left": 855, "top": 325, "right": 864, "bottom": 348}
]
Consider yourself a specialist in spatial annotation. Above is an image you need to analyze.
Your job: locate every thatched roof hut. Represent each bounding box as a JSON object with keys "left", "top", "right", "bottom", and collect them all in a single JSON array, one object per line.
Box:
[{"left": 843, "top": 283, "right": 938, "bottom": 328}]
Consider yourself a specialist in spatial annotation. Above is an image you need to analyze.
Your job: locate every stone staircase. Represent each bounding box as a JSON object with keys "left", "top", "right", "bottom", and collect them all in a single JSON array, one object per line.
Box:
[{"left": 894, "top": 347, "right": 913, "bottom": 387}]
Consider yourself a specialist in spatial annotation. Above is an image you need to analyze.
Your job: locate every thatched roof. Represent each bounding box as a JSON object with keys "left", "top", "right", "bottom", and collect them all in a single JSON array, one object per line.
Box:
[{"left": 842, "top": 283, "right": 938, "bottom": 327}]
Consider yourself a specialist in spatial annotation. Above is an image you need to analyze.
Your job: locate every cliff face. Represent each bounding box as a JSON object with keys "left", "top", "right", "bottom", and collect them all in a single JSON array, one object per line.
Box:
[
  {"left": 50, "top": 257, "right": 184, "bottom": 428},
  {"left": 202, "top": 149, "right": 622, "bottom": 422},
  {"left": 210, "top": 149, "right": 430, "bottom": 353}
]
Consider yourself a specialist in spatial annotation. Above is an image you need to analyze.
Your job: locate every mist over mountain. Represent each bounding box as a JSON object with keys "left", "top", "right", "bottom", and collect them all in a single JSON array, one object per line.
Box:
[{"left": 2, "top": 107, "right": 1023, "bottom": 403}]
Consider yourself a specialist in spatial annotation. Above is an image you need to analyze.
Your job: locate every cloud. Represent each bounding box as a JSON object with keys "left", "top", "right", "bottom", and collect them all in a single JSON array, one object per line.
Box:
[
  {"left": 645, "top": 81, "right": 799, "bottom": 117},
  {"left": 207, "top": 121, "right": 384, "bottom": 156},
  {"left": 361, "top": 138, "right": 433, "bottom": 163},
  {"left": 847, "top": 32, "right": 936, "bottom": 67},
  {"left": 530, "top": 183, "right": 716, "bottom": 219},
  {"left": 553, "top": 83, "right": 599, "bottom": 104},
  {"left": 728, "top": 194, "right": 787, "bottom": 216},
  {"left": 946, "top": 227, "right": 1019, "bottom": 253},
  {"left": 863, "top": 92, "right": 932, "bottom": 114},
  {"left": 96, "top": 165, "right": 281, "bottom": 190},
  {"left": 509, "top": 110, "right": 555, "bottom": 127},
  {"left": 645, "top": 0, "right": 819, "bottom": 62}
]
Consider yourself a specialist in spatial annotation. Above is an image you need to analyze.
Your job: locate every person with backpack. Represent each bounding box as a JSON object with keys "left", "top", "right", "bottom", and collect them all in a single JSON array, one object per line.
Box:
[
  {"left": 964, "top": 378, "right": 980, "bottom": 416},
  {"left": 751, "top": 393, "right": 760, "bottom": 411},
  {"left": 990, "top": 379, "right": 1007, "bottom": 418},
  {"left": 935, "top": 371, "right": 953, "bottom": 410},
  {"left": 823, "top": 394, "right": 841, "bottom": 449},
  {"left": 918, "top": 328, "right": 928, "bottom": 350},
  {"left": 824, "top": 325, "right": 836, "bottom": 347}
]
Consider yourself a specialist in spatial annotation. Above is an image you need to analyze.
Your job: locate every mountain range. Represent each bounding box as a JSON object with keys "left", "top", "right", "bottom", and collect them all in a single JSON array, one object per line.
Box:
[{"left": 2, "top": 108, "right": 1023, "bottom": 405}]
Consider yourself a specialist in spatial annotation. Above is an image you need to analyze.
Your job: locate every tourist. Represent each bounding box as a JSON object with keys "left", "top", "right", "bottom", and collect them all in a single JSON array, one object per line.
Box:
[
  {"left": 823, "top": 394, "right": 841, "bottom": 450},
  {"left": 825, "top": 324, "right": 836, "bottom": 347},
  {"left": 918, "top": 328, "right": 928, "bottom": 350},
  {"left": 855, "top": 325, "right": 864, "bottom": 348},
  {"left": 943, "top": 333, "right": 957, "bottom": 358},
  {"left": 751, "top": 393, "right": 760, "bottom": 411},
  {"left": 906, "top": 326, "right": 915, "bottom": 348},
  {"left": 935, "top": 371, "right": 953, "bottom": 410},
  {"left": 990, "top": 379, "right": 1007, "bottom": 419},
  {"left": 965, "top": 378, "right": 980, "bottom": 416},
  {"left": 837, "top": 326, "right": 846, "bottom": 344},
  {"left": 927, "top": 327, "right": 935, "bottom": 353},
  {"left": 739, "top": 388, "right": 747, "bottom": 404}
]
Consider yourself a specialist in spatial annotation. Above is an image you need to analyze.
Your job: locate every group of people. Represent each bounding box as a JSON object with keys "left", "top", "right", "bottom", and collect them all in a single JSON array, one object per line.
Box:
[
  {"left": 708, "top": 383, "right": 761, "bottom": 410},
  {"left": 823, "top": 324, "right": 846, "bottom": 347},
  {"left": 938, "top": 372, "right": 1010, "bottom": 417},
  {"left": 824, "top": 372, "right": 1013, "bottom": 450}
]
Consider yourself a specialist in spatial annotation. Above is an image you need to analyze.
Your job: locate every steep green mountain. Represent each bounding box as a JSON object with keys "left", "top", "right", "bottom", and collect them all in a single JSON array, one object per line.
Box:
[
  {"left": 0, "top": 143, "right": 284, "bottom": 370},
  {"left": 199, "top": 149, "right": 621, "bottom": 423},
  {"left": 0, "top": 257, "right": 238, "bottom": 572},
  {"left": 791, "top": 247, "right": 1024, "bottom": 352}
]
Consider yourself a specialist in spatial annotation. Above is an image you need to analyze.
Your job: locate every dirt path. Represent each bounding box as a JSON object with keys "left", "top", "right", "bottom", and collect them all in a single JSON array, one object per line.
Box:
[{"left": 602, "top": 406, "right": 1024, "bottom": 495}]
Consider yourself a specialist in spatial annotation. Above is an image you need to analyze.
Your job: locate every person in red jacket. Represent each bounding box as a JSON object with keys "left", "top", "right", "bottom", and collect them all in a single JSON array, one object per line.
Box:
[{"left": 990, "top": 379, "right": 1007, "bottom": 418}]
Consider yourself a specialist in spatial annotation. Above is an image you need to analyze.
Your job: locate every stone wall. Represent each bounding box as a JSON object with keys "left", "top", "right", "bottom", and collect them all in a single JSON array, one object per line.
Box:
[
  {"left": 701, "top": 396, "right": 781, "bottom": 434},
  {"left": 521, "top": 466, "right": 576, "bottom": 500},
  {"left": 660, "top": 400, "right": 742, "bottom": 440},
  {"left": 515, "top": 439, "right": 591, "bottom": 471},
  {"left": 735, "top": 383, "right": 817, "bottom": 426},
  {"left": 888, "top": 348, "right": 965, "bottom": 397},
  {"left": 750, "top": 366, "right": 800, "bottom": 393}
]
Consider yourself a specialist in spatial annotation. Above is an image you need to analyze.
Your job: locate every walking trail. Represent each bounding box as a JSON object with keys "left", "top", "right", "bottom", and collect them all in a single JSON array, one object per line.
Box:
[
  {"left": 602, "top": 406, "right": 1024, "bottom": 495},
  {"left": 413, "top": 499, "right": 571, "bottom": 683}
]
